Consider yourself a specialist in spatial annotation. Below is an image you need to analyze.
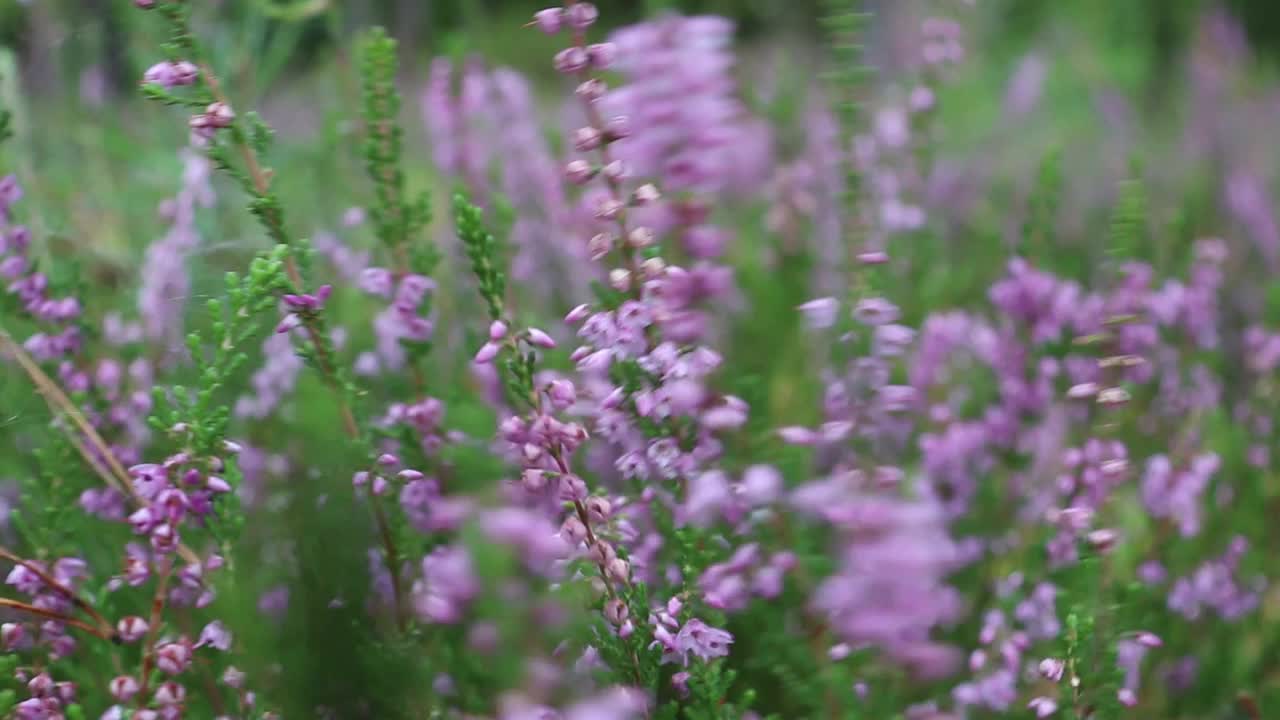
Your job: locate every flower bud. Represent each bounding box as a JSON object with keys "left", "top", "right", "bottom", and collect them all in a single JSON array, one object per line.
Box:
[
  {"left": 548, "top": 379, "right": 577, "bottom": 409},
  {"left": 603, "top": 598, "right": 629, "bottom": 625},
  {"left": 154, "top": 681, "right": 186, "bottom": 705},
  {"left": 573, "top": 126, "right": 603, "bottom": 151},
  {"left": 526, "top": 328, "right": 557, "bottom": 348},
  {"left": 1066, "top": 382, "right": 1099, "bottom": 399},
  {"left": 632, "top": 183, "right": 661, "bottom": 205},
  {"left": 585, "top": 496, "right": 612, "bottom": 522},
  {"left": 553, "top": 47, "right": 590, "bottom": 74},
  {"left": 532, "top": 8, "right": 564, "bottom": 33},
  {"left": 156, "top": 641, "right": 193, "bottom": 675},
  {"left": 640, "top": 257, "right": 666, "bottom": 279},
  {"left": 1097, "top": 387, "right": 1131, "bottom": 406},
  {"left": 576, "top": 79, "right": 608, "bottom": 101},
  {"left": 110, "top": 676, "right": 141, "bottom": 702},
  {"left": 605, "top": 557, "right": 630, "bottom": 584},
  {"left": 587, "top": 43, "right": 617, "bottom": 70},
  {"left": 594, "top": 198, "right": 624, "bottom": 220},
  {"left": 588, "top": 540, "right": 616, "bottom": 565},
  {"left": 1086, "top": 528, "right": 1120, "bottom": 553},
  {"left": 627, "top": 227, "right": 655, "bottom": 249},
  {"left": 1, "top": 623, "right": 24, "bottom": 650},
  {"left": 588, "top": 232, "right": 614, "bottom": 260},
  {"left": 561, "top": 515, "right": 588, "bottom": 544},
  {"left": 206, "top": 101, "right": 234, "bottom": 127},
  {"left": 609, "top": 269, "right": 631, "bottom": 291},
  {"left": 602, "top": 160, "right": 628, "bottom": 181},
  {"left": 603, "top": 115, "right": 631, "bottom": 141},
  {"left": 564, "top": 159, "right": 595, "bottom": 185},
  {"left": 566, "top": 3, "right": 599, "bottom": 29},
  {"left": 521, "top": 468, "right": 548, "bottom": 492},
  {"left": 474, "top": 342, "right": 501, "bottom": 364},
  {"left": 565, "top": 304, "right": 592, "bottom": 325},
  {"left": 1038, "top": 658, "right": 1065, "bottom": 682}
]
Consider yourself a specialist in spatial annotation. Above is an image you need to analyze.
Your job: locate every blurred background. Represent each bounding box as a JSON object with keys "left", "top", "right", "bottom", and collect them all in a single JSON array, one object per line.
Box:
[{"left": 4, "top": 1, "right": 1280, "bottom": 717}]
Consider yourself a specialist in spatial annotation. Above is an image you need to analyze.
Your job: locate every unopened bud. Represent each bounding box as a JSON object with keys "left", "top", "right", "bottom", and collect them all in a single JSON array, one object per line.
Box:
[
  {"left": 627, "top": 227, "right": 655, "bottom": 249},
  {"left": 632, "top": 184, "right": 661, "bottom": 205},
  {"left": 1097, "top": 387, "right": 1131, "bottom": 406}
]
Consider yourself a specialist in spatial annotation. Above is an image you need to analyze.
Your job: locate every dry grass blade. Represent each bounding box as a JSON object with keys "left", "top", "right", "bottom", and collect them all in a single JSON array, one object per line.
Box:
[
  {"left": 0, "top": 328, "right": 135, "bottom": 495},
  {"left": 0, "top": 328, "right": 200, "bottom": 565}
]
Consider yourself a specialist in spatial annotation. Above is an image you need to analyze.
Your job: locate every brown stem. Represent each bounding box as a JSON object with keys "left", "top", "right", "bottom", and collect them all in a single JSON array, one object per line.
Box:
[
  {"left": 369, "top": 495, "right": 407, "bottom": 632},
  {"left": 0, "top": 598, "right": 114, "bottom": 641},
  {"left": 137, "top": 561, "right": 174, "bottom": 705},
  {"left": 0, "top": 548, "right": 113, "bottom": 634}
]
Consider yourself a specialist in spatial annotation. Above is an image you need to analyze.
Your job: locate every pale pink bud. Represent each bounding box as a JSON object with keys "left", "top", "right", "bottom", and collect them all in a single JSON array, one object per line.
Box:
[
  {"left": 532, "top": 8, "right": 564, "bottom": 33},
  {"left": 587, "top": 43, "right": 617, "bottom": 70},
  {"left": 565, "top": 304, "right": 591, "bottom": 324},
  {"left": 564, "top": 160, "right": 595, "bottom": 185},
  {"left": 588, "top": 232, "right": 614, "bottom": 260},
  {"left": 574, "top": 126, "right": 603, "bottom": 151},
  {"left": 627, "top": 227, "right": 655, "bottom": 249},
  {"left": 576, "top": 78, "right": 607, "bottom": 101},
  {"left": 566, "top": 3, "right": 599, "bottom": 29},
  {"left": 474, "top": 342, "right": 501, "bottom": 364},
  {"left": 109, "top": 676, "right": 140, "bottom": 702},
  {"left": 553, "top": 47, "right": 590, "bottom": 74},
  {"left": 632, "top": 184, "right": 661, "bottom": 205},
  {"left": 525, "top": 328, "right": 556, "bottom": 348}
]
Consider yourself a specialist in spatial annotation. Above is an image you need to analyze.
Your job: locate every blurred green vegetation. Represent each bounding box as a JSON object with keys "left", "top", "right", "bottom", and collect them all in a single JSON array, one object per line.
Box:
[{"left": 4, "top": 0, "right": 1280, "bottom": 106}]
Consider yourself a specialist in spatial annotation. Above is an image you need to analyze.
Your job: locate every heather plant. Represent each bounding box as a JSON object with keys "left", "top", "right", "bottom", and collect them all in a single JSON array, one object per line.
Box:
[{"left": 0, "top": 0, "right": 1278, "bottom": 719}]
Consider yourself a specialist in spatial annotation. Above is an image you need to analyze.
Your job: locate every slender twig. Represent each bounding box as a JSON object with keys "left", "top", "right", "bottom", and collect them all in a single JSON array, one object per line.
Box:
[
  {"left": 194, "top": 62, "right": 360, "bottom": 439},
  {"left": 0, "top": 598, "right": 114, "bottom": 641},
  {"left": 369, "top": 496, "right": 406, "bottom": 632},
  {"left": 136, "top": 560, "right": 174, "bottom": 705},
  {"left": 0, "top": 547, "right": 113, "bottom": 634}
]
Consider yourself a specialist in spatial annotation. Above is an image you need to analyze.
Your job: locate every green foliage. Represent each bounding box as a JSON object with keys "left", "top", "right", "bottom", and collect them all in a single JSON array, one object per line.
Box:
[
  {"left": 819, "top": 0, "right": 873, "bottom": 276},
  {"left": 455, "top": 193, "right": 507, "bottom": 321},
  {"left": 357, "top": 26, "right": 434, "bottom": 266},
  {"left": 1108, "top": 162, "right": 1148, "bottom": 262}
]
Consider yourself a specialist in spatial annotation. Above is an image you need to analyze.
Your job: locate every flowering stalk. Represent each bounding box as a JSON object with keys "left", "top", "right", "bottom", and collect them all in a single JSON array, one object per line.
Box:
[{"left": 140, "top": 0, "right": 360, "bottom": 439}]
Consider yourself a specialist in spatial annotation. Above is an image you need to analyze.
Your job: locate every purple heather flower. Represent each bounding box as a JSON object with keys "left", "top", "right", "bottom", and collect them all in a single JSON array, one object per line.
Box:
[{"left": 674, "top": 618, "right": 733, "bottom": 664}]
